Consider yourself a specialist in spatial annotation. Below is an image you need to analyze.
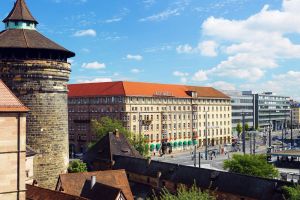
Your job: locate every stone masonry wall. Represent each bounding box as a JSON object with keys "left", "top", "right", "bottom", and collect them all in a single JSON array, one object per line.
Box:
[{"left": 0, "top": 59, "right": 71, "bottom": 189}]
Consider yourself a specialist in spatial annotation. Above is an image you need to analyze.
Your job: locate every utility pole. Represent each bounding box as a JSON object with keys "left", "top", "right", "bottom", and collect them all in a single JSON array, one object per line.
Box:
[
  {"left": 269, "top": 110, "right": 272, "bottom": 148},
  {"left": 249, "top": 132, "right": 252, "bottom": 154},
  {"left": 193, "top": 145, "right": 197, "bottom": 167},
  {"left": 199, "top": 152, "right": 201, "bottom": 168},
  {"left": 282, "top": 120, "right": 284, "bottom": 149},
  {"left": 242, "top": 112, "right": 246, "bottom": 155},
  {"left": 291, "top": 109, "right": 293, "bottom": 148},
  {"left": 253, "top": 132, "right": 256, "bottom": 155},
  {"left": 205, "top": 111, "right": 208, "bottom": 160}
]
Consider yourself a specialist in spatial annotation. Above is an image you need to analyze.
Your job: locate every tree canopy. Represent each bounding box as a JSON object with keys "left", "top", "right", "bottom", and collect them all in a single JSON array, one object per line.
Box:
[
  {"left": 245, "top": 123, "right": 249, "bottom": 131},
  {"left": 91, "top": 116, "right": 131, "bottom": 139},
  {"left": 282, "top": 185, "right": 300, "bottom": 200},
  {"left": 68, "top": 160, "right": 87, "bottom": 173},
  {"left": 152, "top": 184, "right": 216, "bottom": 200},
  {"left": 224, "top": 154, "right": 279, "bottom": 179},
  {"left": 236, "top": 123, "right": 242, "bottom": 137}
]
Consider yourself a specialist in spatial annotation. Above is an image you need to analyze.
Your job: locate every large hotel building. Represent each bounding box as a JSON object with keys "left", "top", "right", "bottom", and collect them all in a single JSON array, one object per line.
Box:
[{"left": 68, "top": 81, "right": 232, "bottom": 154}]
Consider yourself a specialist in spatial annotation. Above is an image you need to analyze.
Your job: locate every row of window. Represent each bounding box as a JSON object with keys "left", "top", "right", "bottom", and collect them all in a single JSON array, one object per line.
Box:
[
  {"left": 69, "top": 97, "right": 230, "bottom": 105},
  {"left": 132, "top": 121, "right": 231, "bottom": 131}
]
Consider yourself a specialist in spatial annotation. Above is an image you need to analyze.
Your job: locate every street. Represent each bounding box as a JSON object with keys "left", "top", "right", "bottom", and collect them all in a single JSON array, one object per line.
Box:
[{"left": 152, "top": 130, "right": 300, "bottom": 181}]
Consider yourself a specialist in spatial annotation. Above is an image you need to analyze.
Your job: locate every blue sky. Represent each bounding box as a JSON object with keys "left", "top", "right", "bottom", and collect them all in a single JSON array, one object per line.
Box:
[{"left": 1, "top": 0, "right": 300, "bottom": 100}]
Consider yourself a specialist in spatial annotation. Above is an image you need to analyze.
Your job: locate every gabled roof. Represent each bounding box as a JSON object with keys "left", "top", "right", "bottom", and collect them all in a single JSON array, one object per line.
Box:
[
  {"left": 112, "top": 155, "right": 291, "bottom": 200},
  {"left": 26, "top": 184, "right": 87, "bottom": 200},
  {"left": 0, "top": 80, "right": 28, "bottom": 112},
  {"left": 3, "top": 0, "right": 38, "bottom": 24},
  {"left": 83, "top": 132, "right": 142, "bottom": 166},
  {"left": 68, "top": 81, "right": 230, "bottom": 99},
  {"left": 80, "top": 180, "right": 125, "bottom": 200},
  {"left": 57, "top": 170, "right": 134, "bottom": 200},
  {"left": 0, "top": 29, "right": 75, "bottom": 57}
]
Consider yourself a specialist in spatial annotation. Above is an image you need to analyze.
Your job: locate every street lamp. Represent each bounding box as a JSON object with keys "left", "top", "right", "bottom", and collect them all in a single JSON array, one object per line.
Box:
[
  {"left": 205, "top": 111, "right": 208, "bottom": 160},
  {"left": 242, "top": 112, "right": 246, "bottom": 155},
  {"left": 290, "top": 109, "right": 294, "bottom": 148}
]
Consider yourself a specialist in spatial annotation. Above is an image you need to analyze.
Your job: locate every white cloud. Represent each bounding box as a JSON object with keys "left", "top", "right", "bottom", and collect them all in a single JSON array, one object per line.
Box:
[
  {"left": 131, "top": 69, "right": 143, "bottom": 73},
  {"left": 173, "top": 71, "right": 189, "bottom": 77},
  {"left": 176, "top": 44, "right": 193, "bottom": 54},
  {"left": 126, "top": 54, "right": 143, "bottom": 61},
  {"left": 198, "top": 40, "right": 218, "bottom": 57},
  {"left": 173, "top": 70, "right": 190, "bottom": 83},
  {"left": 105, "top": 18, "right": 122, "bottom": 23},
  {"left": 208, "top": 53, "right": 277, "bottom": 81},
  {"left": 81, "top": 61, "right": 106, "bottom": 69},
  {"left": 208, "top": 81, "right": 236, "bottom": 91},
  {"left": 143, "top": 0, "right": 156, "bottom": 7},
  {"left": 192, "top": 70, "right": 208, "bottom": 82},
  {"left": 78, "top": 78, "right": 112, "bottom": 83},
  {"left": 191, "top": 0, "right": 300, "bottom": 82},
  {"left": 81, "top": 48, "right": 90, "bottom": 53},
  {"left": 73, "top": 29, "right": 96, "bottom": 37},
  {"left": 176, "top": 41, "right": 218, "bottom": 57},
  {"left": 140, "top": 9, "right": 181, "bottom": 22},
  {"left": 239, "top": 70, "right": 300, "bottom": 100}
]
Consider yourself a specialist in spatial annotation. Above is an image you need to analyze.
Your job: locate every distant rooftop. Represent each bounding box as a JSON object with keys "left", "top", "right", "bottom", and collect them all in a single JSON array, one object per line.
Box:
[{"left": 68, "top": 81, "right": 230, "bottom": 99}]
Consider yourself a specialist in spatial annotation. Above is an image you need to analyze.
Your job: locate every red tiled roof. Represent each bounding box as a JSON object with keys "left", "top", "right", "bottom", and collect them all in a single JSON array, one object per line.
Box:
[
  {"left": 68, "top": 81, "right": 230, "bottom": 99},
  {"left": 0, "top": 80, "right": 28, "bottom": 112},
  {"left": 26, "top": 184, "right": 87, "bottom": 200},
  {"left": 57, "top": 170, "right": 134, "bottom": 200}
]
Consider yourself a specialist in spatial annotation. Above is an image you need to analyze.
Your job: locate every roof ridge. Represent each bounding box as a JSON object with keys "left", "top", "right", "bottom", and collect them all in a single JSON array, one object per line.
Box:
[
  {"left": 121, "top": 81, "right": 126, "bottom": 96},
  {"left": 22, "top": 29, "right": 29, "bottom": 47}
]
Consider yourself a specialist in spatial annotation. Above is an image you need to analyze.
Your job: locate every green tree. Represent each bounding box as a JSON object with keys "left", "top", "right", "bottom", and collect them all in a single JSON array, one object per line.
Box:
[
  {"left": 224, "top": 154, "right": 279, "bottom": 179},
  {"left": 132, "top": 135, "right": 149, "bottom": 157},
  {"left": 282, "top": 185, "right": 300, "bottom": 200},
  {"left": 91, "top": 116, "right": 131, "bottom": 140},
  {"left": 245, "top": 123, "right": 249, "bottom": 131},
  {"left": 68, "top": 160, "right": 87, "bottom": 173},
  {"left": 236, "top": 123, "right": 242, "bottom": 138},
  {"left": 152, "top": 184, "right": 216, "bottom": 200},
  {"left": 91, "top": 116, "right": 149, "bottom": 157}
]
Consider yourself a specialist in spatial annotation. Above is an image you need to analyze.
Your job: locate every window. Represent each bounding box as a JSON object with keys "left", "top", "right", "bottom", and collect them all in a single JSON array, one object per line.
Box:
[{"left": 15, "top": 22, "right": 18, "bottom": 26}]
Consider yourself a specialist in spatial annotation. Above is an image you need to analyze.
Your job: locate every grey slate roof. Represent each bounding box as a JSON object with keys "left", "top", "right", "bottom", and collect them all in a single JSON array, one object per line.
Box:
[
  {"left": 112, "top": 155, "right": 291, "bottom": 200},
  {"left": 83, "top": 132, "right": 142, "bottom": 165}
]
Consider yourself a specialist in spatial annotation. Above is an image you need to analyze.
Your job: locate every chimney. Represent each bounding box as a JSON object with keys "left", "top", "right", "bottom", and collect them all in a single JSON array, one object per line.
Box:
[
  {"left": 91, "top": 176, "right": 96, "bottom": 190},
  {"left": 114, "top": 129, "right": 120, "bottom": 138},
  {"left": 147, "top": 158, "right": 151, "bottom": 165}
]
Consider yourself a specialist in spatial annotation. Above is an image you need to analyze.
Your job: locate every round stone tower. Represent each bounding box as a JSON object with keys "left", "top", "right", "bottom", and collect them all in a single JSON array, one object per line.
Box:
[{"left": 0, "top": 0, "right": 75, "bottom": 189}]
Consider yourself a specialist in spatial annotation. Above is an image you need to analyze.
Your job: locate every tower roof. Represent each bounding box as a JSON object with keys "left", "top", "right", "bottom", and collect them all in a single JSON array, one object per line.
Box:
[
  {"left": 0, "top": 29, "right": 75, "bottom": 57},
  {"left": 3, "top": 0, "right": 38, "bottom": 24}
]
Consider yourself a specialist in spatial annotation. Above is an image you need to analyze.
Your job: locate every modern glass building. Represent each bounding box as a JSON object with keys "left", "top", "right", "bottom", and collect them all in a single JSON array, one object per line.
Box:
[
  {"left": 254, "top": 92, "right": 290, "bottom": 131},
  {"left": 223, "top": 90, "right": 255, "bottom": 130}
]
